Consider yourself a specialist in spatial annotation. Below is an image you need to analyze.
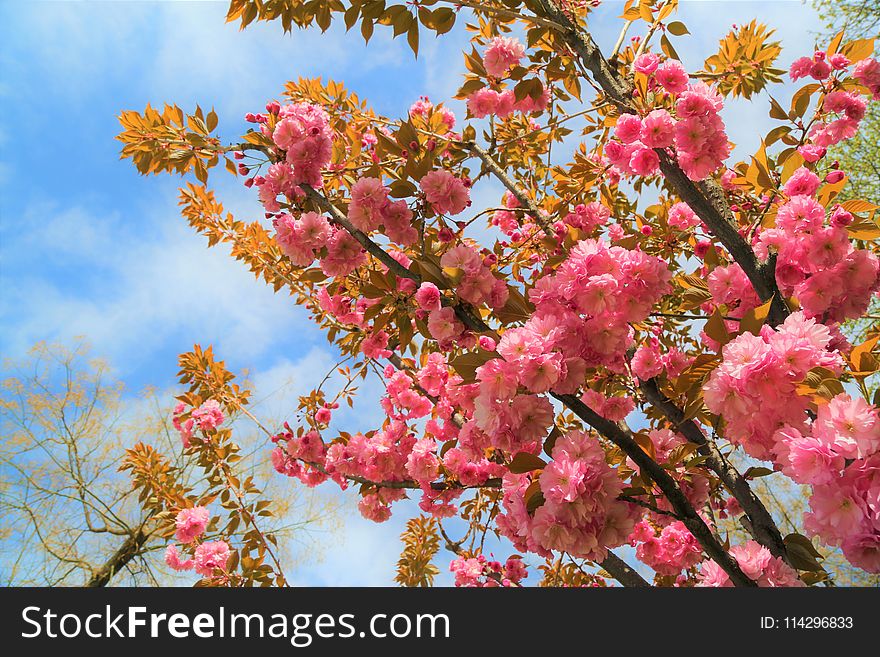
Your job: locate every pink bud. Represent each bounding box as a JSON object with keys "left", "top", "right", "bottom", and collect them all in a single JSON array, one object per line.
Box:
[
  {"left": 243, "top": 178, "right": 255, "bottom": 188},
  {"left": 478, "top": 336, "right": 497, "bottom": 351},
  {"left": 830, "top": 205, "right": 853, "bottom": 226},
  {"left": 825, "top": 170, "right": 845, "bottom": 184},
  {"left": 266, "top": 100, "right": 281, "bottom": 114}
]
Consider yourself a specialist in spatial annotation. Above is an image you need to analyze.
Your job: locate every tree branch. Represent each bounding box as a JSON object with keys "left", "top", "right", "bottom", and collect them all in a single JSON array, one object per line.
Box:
[
  {"left": 600, "top": 551, "right": 651, "bottom": 588},
  {"left": 86, "top": 529, "right": 150, "bottom": 587},
  {"left": 553, "top": 391, "right": 756, "bottom": 587},
  {"left": 638, "top": 376, "right": 790, "bottom": 563}
]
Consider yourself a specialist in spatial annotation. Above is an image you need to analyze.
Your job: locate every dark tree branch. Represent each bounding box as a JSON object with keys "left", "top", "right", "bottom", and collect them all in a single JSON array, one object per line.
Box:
[
  {"left": 553, "top": 392, "right": 756, "bottom": 587},
  {"left": 600, "top": 551, "right": 651, "bottom": 588},
  {"left": 639, "top": 376, "right": 790, "bottom": 564},
  {"left": 86, "top": 529, "right": 149, "bottom": 587}
]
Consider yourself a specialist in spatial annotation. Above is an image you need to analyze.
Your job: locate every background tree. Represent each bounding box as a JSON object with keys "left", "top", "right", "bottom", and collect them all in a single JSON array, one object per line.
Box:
[{"left": 0, "top": 342, "right": 338, "bottom": 586}]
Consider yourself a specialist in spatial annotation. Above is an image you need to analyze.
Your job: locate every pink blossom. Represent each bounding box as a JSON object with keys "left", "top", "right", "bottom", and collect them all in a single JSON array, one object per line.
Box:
[
  {"left": 427, "top": 307, "right": 463, "bottom": 342},
  {"left": 483, "top": 36, "right": 526, "bottom": 77},
  {"left": 194, "top": 540, "right": 231, "bottom": 577},
  {"left": 192, "top": 399, "right": 224, "bottom": 432},
  {"left": 420, "top": 170, "right": 470, "bottom": 215},
  {"left": 175, "top": 506, "right": 210, "bottom": 544},
  {"left": 629, "top": 146, "right": 660, "bottom": 176},
  {"left": 640, "top": 109, "right": 675, "bottom": 148},
  {"left": 854, "top": 57, "right": 880, "bottom": 99},
  {"left": 615, "top": 114, "right": 643, "bottom": 144},
  {"left": 783, "top": 167, "right": 821, "bottom": 198},
  {"left": 798, "top": 144, "right": 826, "bottom": 162},
  {"left": 415, "top": 282, "right": 442, "bottom": 311},
  {"left": 467, "top": 88, "right": 501, "bottom": 118},
  {"left": 655, "top": 60, "right": 689, "bottom": 94},
  {"left": 813, "top": 394, "right": 880, "bottom": 460},
  {"left": 164, "top": 544, "right": 194, "bottom": 572},
  {"left": 631, "top": 344, "right": 663, "bottom": 380},
  {"left": 667, "top": 202, "right": 699, "bottom": 230},
  {"left": 633, "top": 52, "right": 660, "bottom": 75},
  {"left": 361, "top": 330, "right": 392, "bottom": 360}
]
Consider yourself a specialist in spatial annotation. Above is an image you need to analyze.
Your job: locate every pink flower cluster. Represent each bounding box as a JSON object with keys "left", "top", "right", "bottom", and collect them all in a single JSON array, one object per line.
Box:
[
  {"left": 274, "top": 211, "right": 366, "bottom": 277},
  {"left": 496, "top": 430, "right": 640, "bottom": 561},
  {"left": 697, "top": 540, "right": 803, "bottom": 587},
  {"left": 164, "top": 503, "right": 231, "bottom": 579},
  {"left": 805, "top": 452, "right": 880, "bottom": 572},
  {"left": 707, "top": 263, "right": 761, "bottom": 324},
  {"left": 175, "top": 506, "right": 210, "bottom": 543},
  {"left": 855, "top": 58, "right": 880, "bottom": 99},
  {"left": 772, "top": 395, "right": 880, "bottom": 572},
  {"left": 579, "top": 389, "right": 636, "bottom": 421},
  {"left": 347, "top": 178, "right": 417, "bottom": 245},
  {"left": 521, "top": 238, "right": 672, "bottom": 374},
  {"left": 483, "top": 36, "right": 526, "bottom": 77},
  {"left": 172, "top": 399, "right": 225, "bottom": 448},
  {"left": 165, "top": 540, "right": 232, "bottom": 578},
  {"left": 789, "top": 55, "right": 878, "bottom": 149},
  {"left": 755, "top": 171, "right": 879, "bottom": 322},
  {"left": 704, "top": 311, "right": 844, "bottom": 460},
  {"left": 789, "top": 50, "right": 843, "bottom": 82},
  {"left": 193, "top": 541, "right": 232, "bottom": 577},
  {"left": 606, "top": 79, "right": 730, "bottom": 181},
  {"left": 268, "top": 102, "right": 333, "bottom": 189},
  {"left": 466, "top": 84, "right": 550, "bottom": 119},
  {"left": 630, "top": 520, "right": 703, "bottom": 577},
  {"left": 419, "top": 169, "right": 470, "bottom": 215},
  {"left": 705, "top": 307, "right": 880, "bottom": 572},
  {"left": 667, "top": 202, "right": 700, "bottom": 231},
  {"left": 564, "top": 201, "right": 610, "bottom": 233},
  {"left": 437, "top": 244, "right": 508, "bottom": 310},
  {"left": 464, "top": 34, "right": 550, "bottom": 118},
  {"left": 449, "top": 555, "right": 528, "bottom": 587}
]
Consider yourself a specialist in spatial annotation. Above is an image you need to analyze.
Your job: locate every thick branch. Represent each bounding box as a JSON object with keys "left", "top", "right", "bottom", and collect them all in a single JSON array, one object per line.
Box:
[
  {"left": 553, "top": 392, "right": 756, "bottom": 587},
  {"left": 599, "top": 551, "right": 651, "bottom": 588},
  {"left": 86, "top": 529, "right": 149, "bottom": 587},
  {"left": 639, "top": 377, "right": 790, "bottom": 563}
]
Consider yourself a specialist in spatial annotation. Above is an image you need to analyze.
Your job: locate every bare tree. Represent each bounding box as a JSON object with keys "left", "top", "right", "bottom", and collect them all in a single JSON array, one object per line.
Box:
[{"left": 0, "top": 342, "right": 339, "bottom": 586}]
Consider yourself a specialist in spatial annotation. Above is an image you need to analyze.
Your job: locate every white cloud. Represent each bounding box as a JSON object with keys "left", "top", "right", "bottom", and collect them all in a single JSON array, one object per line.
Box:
[{"left": 0, "top": 189, "right": 314, "bottom": 375}]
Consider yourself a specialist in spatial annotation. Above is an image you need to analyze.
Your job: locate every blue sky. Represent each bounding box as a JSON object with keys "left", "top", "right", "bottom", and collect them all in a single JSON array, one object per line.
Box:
[{"left": 0, "top": 0, "right": 824, "bottom": 585}]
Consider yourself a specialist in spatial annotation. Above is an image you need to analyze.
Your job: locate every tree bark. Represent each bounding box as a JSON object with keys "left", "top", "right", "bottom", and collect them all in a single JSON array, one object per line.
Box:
[{"left": 86, "top": 530, "right": 148, "bottom": 587}]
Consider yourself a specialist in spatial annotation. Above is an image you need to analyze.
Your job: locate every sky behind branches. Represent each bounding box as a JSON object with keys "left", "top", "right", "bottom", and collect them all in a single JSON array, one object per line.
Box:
[{"left": 0, "top": 0, "right": 823, "bottom": 585}]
